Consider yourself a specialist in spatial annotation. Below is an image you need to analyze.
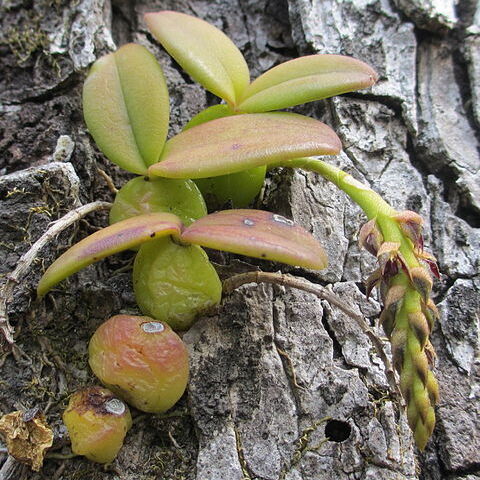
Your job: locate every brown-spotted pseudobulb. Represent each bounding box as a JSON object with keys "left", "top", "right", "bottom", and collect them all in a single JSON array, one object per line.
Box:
[{"left": 63, "top": 386, "right": 132, "bottom": 463}]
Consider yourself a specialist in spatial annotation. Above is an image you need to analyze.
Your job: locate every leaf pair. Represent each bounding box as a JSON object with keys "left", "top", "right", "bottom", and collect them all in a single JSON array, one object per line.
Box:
[
  {"left": 83, "top": 11, "right": 377, "bottom": 180},
  {"left": 83, "top": 44, "right": 342, "bottom": 178},
  {"left": 144, "top": 10, "right": 378, "bottom": 111},
  {"left": 37, "top": 210, "right": 328, "bottom": 297}
]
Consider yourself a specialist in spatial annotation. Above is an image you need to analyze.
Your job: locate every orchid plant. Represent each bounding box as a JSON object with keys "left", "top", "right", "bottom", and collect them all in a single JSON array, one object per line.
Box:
[{"left": 37, "top": 10, "right": 439, "bottom": 455}]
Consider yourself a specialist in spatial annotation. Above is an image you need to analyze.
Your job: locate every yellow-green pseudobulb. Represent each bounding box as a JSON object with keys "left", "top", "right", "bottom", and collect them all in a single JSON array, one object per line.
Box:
[
  {"left": 63, "top": 386, "right": 132, "bottom": 464},
  {"left": 133, "top": 238, "right": 222, "bottom": 331},
  {"left": 109, "top": 176, "right": 207, "bottom": 227}
]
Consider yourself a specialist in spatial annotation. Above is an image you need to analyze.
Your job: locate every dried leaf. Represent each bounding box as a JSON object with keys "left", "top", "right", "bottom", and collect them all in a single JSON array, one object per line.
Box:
[{"left": 0, "top": 411, "right": 53, "bottom": 471}]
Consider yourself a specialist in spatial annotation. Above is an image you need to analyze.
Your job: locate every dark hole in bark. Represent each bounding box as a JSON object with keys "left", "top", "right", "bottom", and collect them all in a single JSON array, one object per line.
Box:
[{"left": 325, "top": 419, "right": 351, "bottom": 442}]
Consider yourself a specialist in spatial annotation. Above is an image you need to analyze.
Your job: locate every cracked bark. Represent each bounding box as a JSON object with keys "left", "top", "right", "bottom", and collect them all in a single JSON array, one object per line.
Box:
[{"left": 0, "top": 0, "right": 479, "bottom": 479}]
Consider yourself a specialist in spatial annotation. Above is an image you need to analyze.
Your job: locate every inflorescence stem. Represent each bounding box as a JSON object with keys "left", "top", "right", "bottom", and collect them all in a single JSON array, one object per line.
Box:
[{"left": 278, "top": 157, "right": 439, "bottom": 450}]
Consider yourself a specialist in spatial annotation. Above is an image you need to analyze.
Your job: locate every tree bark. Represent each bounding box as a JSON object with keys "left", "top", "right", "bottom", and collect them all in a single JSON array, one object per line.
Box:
[{"left": 0, "top": 0, "right": 479, "bottom": 479}]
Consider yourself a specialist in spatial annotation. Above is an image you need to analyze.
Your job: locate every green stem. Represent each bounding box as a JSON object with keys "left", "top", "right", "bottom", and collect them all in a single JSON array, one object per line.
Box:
[
  {"left": 279, "top": 158, "right": 419, "bottom": 267},
  {"left": 279, "top": 157, "right": 394, "bottom": 218}
]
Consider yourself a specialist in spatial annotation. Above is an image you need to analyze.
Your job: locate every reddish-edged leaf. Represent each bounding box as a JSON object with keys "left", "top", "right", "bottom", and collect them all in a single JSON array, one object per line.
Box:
[
  {"left": 83, "top": 43, "right": 170, "bottom": 175},
  {"left": 145, "top": 11, "right": 250, "bottom": 105},
  {"left": 237, "top": 55, "right": 378, "bottom": 112},
  {"left": 182, "top": 105, "right": 266, "bottom": 209},
  {"left": 149, "top": 112, "right": 342, "bottom": 179},
  {"left": 37, "top": 213, "right": 183, "bottom": 297},
  {"left": 181, "top": 209, "right": 328, "bottom": 270}
]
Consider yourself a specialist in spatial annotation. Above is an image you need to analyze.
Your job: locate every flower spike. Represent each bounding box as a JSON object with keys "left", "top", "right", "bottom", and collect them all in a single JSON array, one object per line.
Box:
[{"left": 279, "top": 157, "right": 441, "bottom": 450}]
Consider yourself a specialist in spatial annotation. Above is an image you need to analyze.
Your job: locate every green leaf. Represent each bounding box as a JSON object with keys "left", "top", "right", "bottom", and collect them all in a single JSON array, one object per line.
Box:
[
  {"left": 109, "top": 176, "right": 207, "bottom": 227},
  {"left": 181, "top": 209, "right": 328, "bottom": 270},
  {"left": 182, "top": 104, "right": 233, "bottom": 131},
  {"left": 237, "top": 55, "right": 378, "bottom": 112},
  {"left": 149, "top": 112, "right": 342, "bottom": 179},
  {"left": 37, "top": 213, "right": 183, "bottom": 297},
  {"left": 144, "top": 11, "right": 250, "bottom": 105},
  {"left": 183, "top": 106, "right": 266, "bottom": 209},
  {"left": 83, "top": 43, "right": 170, "bottom": 175}
]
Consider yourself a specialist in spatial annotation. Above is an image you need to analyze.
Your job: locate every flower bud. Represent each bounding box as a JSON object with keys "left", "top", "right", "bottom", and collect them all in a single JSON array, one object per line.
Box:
[
  {"left": 422, "top": 299, "right": 439, "bottom": 332},
  {"left": 62, "top": 387, "right": 131, "bottom": 464},
  {"left": 390, "top": 328, "right": 407, "bottom": 374},
  {"left": 408, "top": 312, "right": 430, "bottom": 349},
  {"left": 394, "top": 210, "right": 424, "bottom": 251},
  {"left": 426, "top": 370, "right": 440, "bottom": 404},
  {"left": 376, "top": 241, "right": 400, "bottom": 262},
  {"left": 379, "top": 309, "right": 395, "bottom": 338},
  {"left": 376, "top": 242, "right": 407, "bottom": 279},
  {"left": 424, "top": 340, "right": 437, "bottom": 367},
  {"left": 358, "top": 219, "right": 383, "bottom": 256},
  {"left": 412, "top": 352, "right": 430, "bottom": 385},
  {"left": 365, "top": 268, "right": 382, "bottom": 298},
  {"left": 418, "top": 251, "right": 440, "bottom": 279},
  {"left": 89, "top": 315, "right": 189, "bottom": 413},
  {"left": 384, "top": 285, "right": 405, "bottom": 313},
  {"left": 410, "top": 267, "right": 433, "bottom": 302},
  {"left": 379, "top": 285, "right": 406, "bottom": 337}
]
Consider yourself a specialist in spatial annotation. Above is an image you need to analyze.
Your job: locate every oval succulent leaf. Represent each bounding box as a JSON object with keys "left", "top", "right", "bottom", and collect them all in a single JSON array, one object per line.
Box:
[
  {"left": 183, "top": 105, "right": 266, "bottom": 209},
  {"left": 195, "top": 165, "right": 267, "bottom": 210},
  {"left": 181, "top": 209, "right": 328, "bottom": 270},
  {"left": 37, "top": 213, "right": 183, "bottom": 297},
  {"left": 145, "top": 11, "right": 250, "bottom": 105},
  {"left": 237, "top": 55, "right": 378, "bottom": 112},
  {"left": 149, "top": 113, "right": 342, "bottom": 179},
  {"left": 83, "top": 43, "right": 170, "bottom": 175},
  {"left": 63, "top": 386, "right": 132, "bottom": 464},
  {"left": 89, "top": 315, "right": 189, "bottom": 412}
]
